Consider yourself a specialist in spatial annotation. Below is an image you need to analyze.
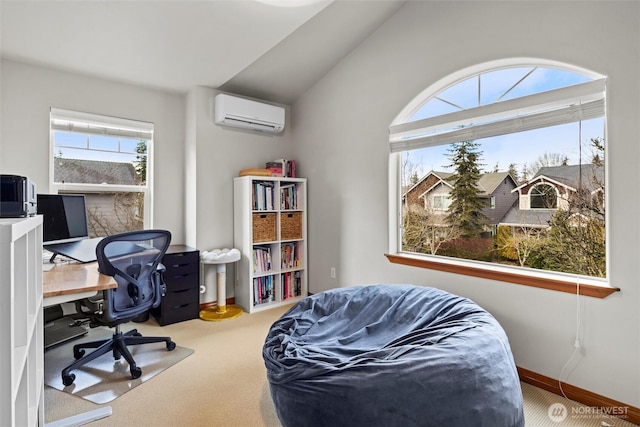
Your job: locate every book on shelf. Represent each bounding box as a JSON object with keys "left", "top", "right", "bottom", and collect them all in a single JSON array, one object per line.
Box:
[
  {"left": 252, "top": 181, "right": 275, "bottom": 210},
  {"left": 253, "top": 245, "right": 272, "bottom": 273},
  {"left": 265, "top": 162, "right": 283, "bottom": 177},
  {"left": 281, "top": 271, "right": 302, "bottom": 300},
  {"left": 266, "top": 159, "right": 296, "bottom": 178},
  {"left": 281, "top": 242, "right": 300, "bottom": 269},
  {"left": 280, "top": 184, "right": 298, "bottom": 210},
  {"left": 253, "top": 275, "right": 275, "bottom": 305}
]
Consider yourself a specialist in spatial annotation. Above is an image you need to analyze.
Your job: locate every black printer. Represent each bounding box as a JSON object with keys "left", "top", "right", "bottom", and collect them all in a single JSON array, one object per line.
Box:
[{"left": 0, "top": 175, "right": 37, "bottom": 218}]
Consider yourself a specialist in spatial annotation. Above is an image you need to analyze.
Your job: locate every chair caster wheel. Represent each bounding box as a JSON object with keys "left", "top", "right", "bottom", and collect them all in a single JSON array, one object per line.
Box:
[
  {"left": 131, "top": 366, "right": 142, "bottom": 379},
  {"left": 62, "top": 373, "right": 75, "bottom": 387},
  {"left": 167, "top": 341, "right": 176, "bottom": 351}
]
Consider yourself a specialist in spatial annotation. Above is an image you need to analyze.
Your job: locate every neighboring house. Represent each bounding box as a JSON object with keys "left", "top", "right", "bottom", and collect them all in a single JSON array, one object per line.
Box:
[
  {"left": 54, "top": 158, "right": 143, "bottom": 236},
  {"left": 403, "top": 170, "right": 519, "bottom": 231},
  {"left": 500, "top": 164, "right": 604, "bottom": 228},
  {"left": 54, "top": 158, "right": 140, "bottom": 185}
]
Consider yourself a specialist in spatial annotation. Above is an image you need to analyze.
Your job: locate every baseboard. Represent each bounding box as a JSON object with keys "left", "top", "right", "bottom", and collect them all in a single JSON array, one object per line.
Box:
[
  {"left": 199, "top": 297, "right": 235, "bottom": 311},
  {"left": 517, "top": 366, "right": 640, "bottom": 425}
]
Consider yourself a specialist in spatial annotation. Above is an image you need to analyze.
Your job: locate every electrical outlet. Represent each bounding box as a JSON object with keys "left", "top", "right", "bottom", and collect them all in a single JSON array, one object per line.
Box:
[{"left": 330, "top": 267, "right": 336, "bottom": 279}]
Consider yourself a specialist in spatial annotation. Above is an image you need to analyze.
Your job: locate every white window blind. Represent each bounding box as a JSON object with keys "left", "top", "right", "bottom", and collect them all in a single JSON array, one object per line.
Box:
[
  {"left": 50, "top": 108, "right": 153, "bottom": 140},
  {"left": 389, "top": 78, "right": 606, "bottom": 153}
]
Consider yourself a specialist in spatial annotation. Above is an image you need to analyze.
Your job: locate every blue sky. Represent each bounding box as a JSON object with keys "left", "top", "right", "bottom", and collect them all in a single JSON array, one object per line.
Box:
[
  {"left": 407, "top": 118, "right": 604, "bottom": 176},
  {"left": 54, "top": 131, "right": 144, "bottom": 164}
]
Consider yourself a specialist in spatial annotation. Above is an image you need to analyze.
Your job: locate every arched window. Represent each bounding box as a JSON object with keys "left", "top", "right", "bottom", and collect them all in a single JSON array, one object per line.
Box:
[
  {"left": 388, "top": 59, "right": 608, "bottom": 291},
  {"left": 530, "top": 184, "right": 557, "bottom": 209}
]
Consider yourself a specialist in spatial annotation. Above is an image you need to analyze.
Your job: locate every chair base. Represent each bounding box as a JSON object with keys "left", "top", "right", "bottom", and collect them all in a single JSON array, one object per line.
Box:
[{"left": 61, "top": 325, "right": 176, "bottom": 387}]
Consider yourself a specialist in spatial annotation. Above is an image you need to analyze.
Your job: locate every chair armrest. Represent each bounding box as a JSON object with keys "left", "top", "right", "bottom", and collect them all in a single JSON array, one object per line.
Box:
[{"left": 152, "top": 263, "right": 167, "bottom": 308}]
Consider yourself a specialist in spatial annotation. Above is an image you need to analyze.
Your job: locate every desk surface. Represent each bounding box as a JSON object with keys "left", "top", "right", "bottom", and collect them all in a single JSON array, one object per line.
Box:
[{"left": 43, "top": 262, "right": 117, "bottom": 299}]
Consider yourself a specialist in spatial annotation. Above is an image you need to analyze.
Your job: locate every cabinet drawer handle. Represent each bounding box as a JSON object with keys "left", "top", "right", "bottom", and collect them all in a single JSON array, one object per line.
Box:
[{"left": 173, "top": 303, "right": 191, "bottom": 309}]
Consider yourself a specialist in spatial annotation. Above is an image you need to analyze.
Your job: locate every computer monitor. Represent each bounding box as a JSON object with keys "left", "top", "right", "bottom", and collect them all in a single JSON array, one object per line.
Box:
[{"left": 37, "top": 194, "right": 89, "bottom": 244}]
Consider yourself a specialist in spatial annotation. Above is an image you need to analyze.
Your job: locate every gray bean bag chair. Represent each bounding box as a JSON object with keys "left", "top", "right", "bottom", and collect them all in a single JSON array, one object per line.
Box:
[{"left": 263, "top": 284, "right": 524, "bottom": 427}]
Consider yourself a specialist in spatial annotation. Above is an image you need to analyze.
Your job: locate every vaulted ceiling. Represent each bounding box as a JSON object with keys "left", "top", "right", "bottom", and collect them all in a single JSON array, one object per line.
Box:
[{"left": 0, "top": 0, "right": 405, "bottom": 104}]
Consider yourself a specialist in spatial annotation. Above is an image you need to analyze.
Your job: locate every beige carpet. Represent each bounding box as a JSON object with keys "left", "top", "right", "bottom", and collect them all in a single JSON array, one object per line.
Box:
[
  {"left": 45, "top": 304, "right": 637, "bottom": 426},
  {"left": 522, "top": 382, "right": 636, "bottom": 426},
  {"left": 44, "top": 325, "right": 194, "bottom": 404}
]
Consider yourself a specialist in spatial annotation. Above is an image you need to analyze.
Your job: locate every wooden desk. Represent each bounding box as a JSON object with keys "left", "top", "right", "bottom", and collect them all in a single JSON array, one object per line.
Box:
[
  {"left": 42, "top": 262, "right": 116, "bottom": 426},
  {"left": 43, "top": 262, "right": 117, "bottom": 307}
]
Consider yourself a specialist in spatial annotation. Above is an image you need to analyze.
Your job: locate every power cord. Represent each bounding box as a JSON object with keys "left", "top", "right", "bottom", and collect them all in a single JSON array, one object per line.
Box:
[{"left": 559, "top": 275, "right": 581, "bottom": 400}]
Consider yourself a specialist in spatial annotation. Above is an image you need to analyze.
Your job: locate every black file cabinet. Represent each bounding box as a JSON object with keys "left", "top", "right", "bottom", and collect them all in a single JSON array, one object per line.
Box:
[{"left": 151, "top": 245, "right": 200, "bottom": 326}]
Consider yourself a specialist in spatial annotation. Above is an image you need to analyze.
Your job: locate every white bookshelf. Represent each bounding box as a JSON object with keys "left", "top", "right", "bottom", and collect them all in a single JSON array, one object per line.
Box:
[
  {"left": 234, "top": 176, "right": 307, "bottom": 313},
  {"left": 0, "top": 216, "right": 44, "bottom": 427}
]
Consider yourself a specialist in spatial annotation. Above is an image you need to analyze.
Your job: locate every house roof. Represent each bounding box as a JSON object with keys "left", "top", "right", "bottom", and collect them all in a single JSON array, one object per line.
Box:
[
  {"left": 407, "top": 170, "right": 515, "bottom": 198},
  {"left": 403, "top": 171, "right": 453, "bottom": 198},
  {"left": 477, "top": 171, "right": 514, "bottom": 195},
  {"left": 534, "top": 164, "right": 603, "bottom": 193},
  {"left": 499, "top": 205, "right": 555, "bottom": 228},
  {"left": 54, "top": 158, "right": 141, "bottom": 186},
  {"left": 514, "top": 164, "right": 604, "bottom": 193}
]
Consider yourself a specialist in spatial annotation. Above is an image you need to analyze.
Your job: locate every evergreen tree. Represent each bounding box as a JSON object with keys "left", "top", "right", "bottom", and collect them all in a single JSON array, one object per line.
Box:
[
  {"left": 508, "top": 163, "right": 519, "bottom": 183},
  {"left": 410, "top": 171, "right": 419, "bottom": 185},
  {"left": 445, "top": 140, "right": 487, "bottom": 238},
  {"left": 134, "top": 140, "right": 147, "bottom": 184}
]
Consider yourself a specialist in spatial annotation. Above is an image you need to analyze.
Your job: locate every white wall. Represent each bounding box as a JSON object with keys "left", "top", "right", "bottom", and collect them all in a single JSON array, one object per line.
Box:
[
  {"left": 185, "top": 87, "right": 294, "bottom": 302},
  {"left": 0, "top": 61, "right": 295, "bottom": 304},
  {"left": 292, "top": 1, "right": 640, "bottom": 407},
  {"left": 0, "top": 59, "right": 186, "bottom": 243}
]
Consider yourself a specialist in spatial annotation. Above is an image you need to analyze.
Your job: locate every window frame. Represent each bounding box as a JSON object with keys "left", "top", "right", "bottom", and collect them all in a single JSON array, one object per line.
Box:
[
  {"left": 432, "top": 194, "right": 451, "bottom": 211},
  {"left": 49, "top": 108, "right": 154, "bottom": 231},
  {"left": 387, "top": 58, "right": 618, "bottom": 298},
  {"left": 529, "top": 183, "right": 558, "bottom": 209}
]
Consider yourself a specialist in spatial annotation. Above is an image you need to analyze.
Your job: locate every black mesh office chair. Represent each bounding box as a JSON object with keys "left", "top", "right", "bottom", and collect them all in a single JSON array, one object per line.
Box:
[{"left": 61, "top": 229, "right": 176, "bottom": 386}]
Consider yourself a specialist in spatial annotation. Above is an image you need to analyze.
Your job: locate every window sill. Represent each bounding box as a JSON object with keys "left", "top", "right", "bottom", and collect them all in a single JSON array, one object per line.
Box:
[{"left": 384, "top": 253, "right": 619, "bottom": 299}]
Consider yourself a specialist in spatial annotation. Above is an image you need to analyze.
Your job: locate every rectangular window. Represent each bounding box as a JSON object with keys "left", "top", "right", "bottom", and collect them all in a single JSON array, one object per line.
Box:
[
  {"left": 433, "top": 195, "right": 451, "bottom": 210},
  {"left": 399, "top": 120, "right": 605, "bottom": 278},
  {"left": 49, "top": 108, "right": 153, "bottom": 236}
]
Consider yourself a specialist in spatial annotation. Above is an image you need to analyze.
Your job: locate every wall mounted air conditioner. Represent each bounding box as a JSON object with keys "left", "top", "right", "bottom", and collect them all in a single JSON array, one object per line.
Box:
[{"left": 214, "top": 94, "right": 285, "bottom": 134}]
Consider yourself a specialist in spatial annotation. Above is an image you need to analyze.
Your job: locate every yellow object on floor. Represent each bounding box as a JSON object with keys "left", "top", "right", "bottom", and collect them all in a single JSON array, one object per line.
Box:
[{"left": 200, "top": 305, "right": 243, "bottom": 321}]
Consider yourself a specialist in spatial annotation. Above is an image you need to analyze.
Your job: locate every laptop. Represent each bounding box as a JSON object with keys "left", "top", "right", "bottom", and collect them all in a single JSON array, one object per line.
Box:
[{"left": 45, "top": 237, "right": 104, "bottom": 263}]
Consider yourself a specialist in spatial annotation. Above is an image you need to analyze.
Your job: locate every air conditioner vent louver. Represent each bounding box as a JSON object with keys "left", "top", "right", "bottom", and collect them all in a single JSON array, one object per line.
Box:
[{"left": 214, "top": 94, "right": 285, "bottom": 134}]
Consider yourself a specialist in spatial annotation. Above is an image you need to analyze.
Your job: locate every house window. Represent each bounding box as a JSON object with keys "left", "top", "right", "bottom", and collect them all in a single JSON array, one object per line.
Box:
[
  {"left": 433, "top": 195, "right": 451, "bottom": 210},
  {"left": 49, "top": 108, "right": 153, "bottom": 236},
  {"left": 388, "top": 60, "right": 610, "bottom": 294},
  {"left": 530, "top": 184, "right": 557, "bottom": 209}
]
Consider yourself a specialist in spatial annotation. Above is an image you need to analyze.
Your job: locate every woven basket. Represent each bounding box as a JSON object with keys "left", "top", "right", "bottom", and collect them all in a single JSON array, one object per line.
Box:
[
  {"left": 280, "top": 212, "right": 302, "bottom": 240},
  {"left": 253, "top": 213, "right": 277, "bottom": 243}
]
